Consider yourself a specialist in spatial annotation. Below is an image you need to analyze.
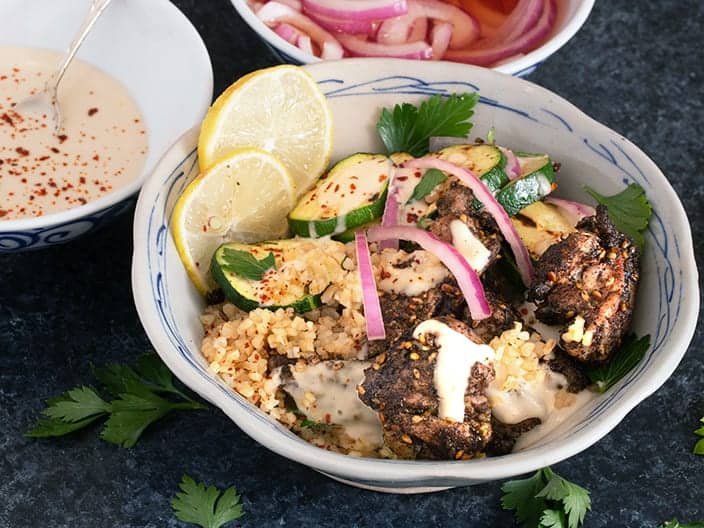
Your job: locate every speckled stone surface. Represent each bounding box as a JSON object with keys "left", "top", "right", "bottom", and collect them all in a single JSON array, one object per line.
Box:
[{"left": 1, "top": 0, "right": 703, "bottom": 526}]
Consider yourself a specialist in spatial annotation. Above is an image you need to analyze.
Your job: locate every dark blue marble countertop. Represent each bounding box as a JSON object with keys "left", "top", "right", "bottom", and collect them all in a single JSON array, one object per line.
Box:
[{"left": 2, "top": 0, "right": 703, "bottom": 526}]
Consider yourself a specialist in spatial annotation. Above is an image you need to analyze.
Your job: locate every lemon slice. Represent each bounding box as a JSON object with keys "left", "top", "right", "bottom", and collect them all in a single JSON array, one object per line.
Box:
[
  {"left": 172, "top": 148, "right": 296, "bottom": 294},
  {"left": 198, "top": 65, "right": 332, "bottom": 197}
]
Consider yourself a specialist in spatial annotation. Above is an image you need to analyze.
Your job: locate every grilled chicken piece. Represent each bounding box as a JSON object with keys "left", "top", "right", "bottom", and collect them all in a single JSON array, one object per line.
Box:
[
  {"left": 547, "top": 348, "right": 591, "bottom": 393},
  {"left": 463, "top": 288, "right": 521, "bottom": 343},
  {"left": 527, "top": 206, "right": 640, "bottom": 363},
  {"left": 360, "top": 316, "right": 494, "bottom": 460},
  {"left": 429, "top": 179, "right": 503, "bottom": 269},
  {"left": 367, "top": 280, "right": 465, "bottom": 357},
  {"left": 486, "top": 417, "right": 541, "bottom": 456}
]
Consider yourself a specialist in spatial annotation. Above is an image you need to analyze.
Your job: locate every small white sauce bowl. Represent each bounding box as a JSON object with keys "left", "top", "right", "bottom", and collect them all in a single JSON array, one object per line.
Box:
[
  {"left": 132, "top": 59, "right": 698, "bottom": 493},
  {"left": 0, "top": 0, "right": 213, "bottom": 252},
  {"left": 231, "top": 0, "right": 594, "bottom": 77}
]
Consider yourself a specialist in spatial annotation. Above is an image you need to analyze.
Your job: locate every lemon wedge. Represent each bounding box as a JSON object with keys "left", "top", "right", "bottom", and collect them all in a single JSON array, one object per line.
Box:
[
  {"left": 198, "top": 65, "right": 333, "bottom": 197},
  {"left": 172, "top": 148, "right": 296, "bottom": 294}
]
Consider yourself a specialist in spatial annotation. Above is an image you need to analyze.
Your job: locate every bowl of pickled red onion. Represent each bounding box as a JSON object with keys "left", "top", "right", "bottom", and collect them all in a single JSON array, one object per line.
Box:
[{"left": 233, "top": 0, "right": 594, "bottom": 76}]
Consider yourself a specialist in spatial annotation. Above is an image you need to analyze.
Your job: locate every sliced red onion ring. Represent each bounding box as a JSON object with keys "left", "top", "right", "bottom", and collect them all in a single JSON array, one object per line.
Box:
[
  {"left": 405, "top": 158, "right": 535, "bottom": 286},
  {"left": 377, "top": 13, "right": 414, "bottom": 45},
  {"left": 276, "top": 0, "right": 303, "bottom": 10},
  {"left": 257, "top": 1, "right": 344, "bottom": 59},
  {"left": 545, "top": 197, "right": 596, "bottom": 226},
  {"left": 379, "top": 173, "right": 401, "bottom": 250},
  {"left": 355, "top": 232, "right": 386, "bottom": 340},
  {"left": 498, "top": 146, "right": 520, "bottom": 180},
  {"left": 482, "top": 0, "right": 543, "bottom": 47},
  {"left": 306, "top": 10, "right": 380, "bottom": 34},
  {"left": 297, "top": 34, "right": 314, "bottom": 54},
  {"left": 367, "top": 225, "right": 491, "bottom": 319},
  {"left": 337, "top": 34, "right": 432, "bottom": 59},
  {"left": 430, "top": 21, "right": 453, "bottom": 59},
  {"left": 274, "top": 23, "right": 302, "bottom": 43},
  {"left": 301, "top": 0, "right": 407, "bottom": 21},
  {"left": 428, "top": 136, "right": 470, "bottom": 152},
  {"left": 444, "top": 0, "right": 554, "bottom": 66},
  {"left": 408, "top": 16, "right": 428, "bottom": 42}
]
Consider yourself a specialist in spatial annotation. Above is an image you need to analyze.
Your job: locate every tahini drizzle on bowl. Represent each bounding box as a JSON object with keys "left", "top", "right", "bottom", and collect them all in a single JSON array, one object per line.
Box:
[{"left": 0, "top": 47, "right": 148, "bottom": 220}]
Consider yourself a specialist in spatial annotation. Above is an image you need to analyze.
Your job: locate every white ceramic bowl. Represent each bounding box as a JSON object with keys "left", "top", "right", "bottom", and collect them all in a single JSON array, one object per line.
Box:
[
  {"left": 132, "top": 59, "right": 698, "bottom": 493},
  {"left": 0, "top": 0, "right": 213, "bottom": 252},
  {"left": 231, "top": 0, "right": 594, "bottom": 77}
]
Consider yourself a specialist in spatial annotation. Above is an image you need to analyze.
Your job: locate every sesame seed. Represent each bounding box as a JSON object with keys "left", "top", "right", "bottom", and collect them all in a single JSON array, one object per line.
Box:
[{"left": 401, "top": 434, "right": 413, "bottom": 444}]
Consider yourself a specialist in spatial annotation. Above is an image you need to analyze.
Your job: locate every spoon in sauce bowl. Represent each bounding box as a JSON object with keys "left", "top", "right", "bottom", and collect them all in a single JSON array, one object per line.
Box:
[{"left": 15, "top": 0, "right": 114, "bottom": 134}]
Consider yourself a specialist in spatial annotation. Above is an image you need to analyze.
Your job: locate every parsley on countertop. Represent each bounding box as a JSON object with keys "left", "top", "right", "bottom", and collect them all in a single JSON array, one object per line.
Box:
[
  {"left": 26, "top": 352, "right": 206, "bottom": 448},
  {"left": 501, "top": 467, "right": 591, "bottom": 528},
  {"left": 376, "top": 93, "right": 479, "bottom": 158},
  {"left": 693, "top": 415, "right": 704, "bottom": 455},
  {"left": 171, "top": 475, "right": 244, "bottom": 528}
]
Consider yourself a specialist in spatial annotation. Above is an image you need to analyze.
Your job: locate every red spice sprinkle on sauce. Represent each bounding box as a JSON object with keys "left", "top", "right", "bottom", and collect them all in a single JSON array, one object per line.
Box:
[
  {"left": 57, "top": 134, "right": 68, "bottom": 144},
  {"left": 88, "top": 107, "right": 99, "bottom": 116},
  {"left": 15, "top": 147, "right": 29, "bottom": 156},
  {"left": 378, "top": 174, "right": 387, "bottom": 182},
  {"left": 397, "top": 176, "right": 408, "bottom": 181}
]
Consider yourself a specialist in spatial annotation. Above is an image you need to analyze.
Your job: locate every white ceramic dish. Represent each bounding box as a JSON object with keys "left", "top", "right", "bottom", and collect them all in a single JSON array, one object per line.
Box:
[
  {"left": 0, "top": 0, "right": 213, "bottom": 252},
  {"left": 132, "top": 58, "right": 698, "bottom": 493},
  {"left": 231, "top": 0, "right": 594, "bottom": 77}
]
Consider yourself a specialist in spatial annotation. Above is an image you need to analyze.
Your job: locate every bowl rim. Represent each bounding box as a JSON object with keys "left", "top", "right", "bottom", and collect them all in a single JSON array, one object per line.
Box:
[
  {"left": 0, "top": 0, "right": 214, "bottom": 233},
  {"left": 132, "top": 58, "right": 698, "bottom": 485},
  {"left": 229, "top": 0, "right": 595, "bottom": 76}
]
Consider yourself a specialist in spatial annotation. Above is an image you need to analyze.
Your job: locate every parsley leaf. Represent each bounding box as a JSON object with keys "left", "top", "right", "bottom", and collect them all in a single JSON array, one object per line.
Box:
[
  {"left": 407, "top": 168, "right": 447, "bottom": 203},
  {"left": 584, "top": 183, "right": 652, "bottom": 248},
  {"left": 501, "top": 469, "right": 549, "bottom": 527},
  {"left": 660, "top": 521, "right": 704, "bottom": 528},
  {"left": 540, "top": 509, "right": 567, "bottom": 528},
  {"left": 694, "top": 416, "right": 704, "bottom": 455},
  {"left": 171, "top": 475, "right": 244, "bottom": 528},
  {"left": 26, "top": 354, "right": 206, "bottom": 447},
  {"left": 502, "top": 468, "right": 591, "bottom": 528},
  {"left": 221, "top": 248, "right": 276, "bottom": 281},
  {"left": 586, "top": 335, "right": 650, "bottom": 393},
  {"left": 376, "top": 93, "right": 479, "bottom": 157}
]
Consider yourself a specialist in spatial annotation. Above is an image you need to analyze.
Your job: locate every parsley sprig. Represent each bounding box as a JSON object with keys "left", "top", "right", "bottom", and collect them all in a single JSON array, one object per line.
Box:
[
  {"left": 26, "top": 353, "right": 207, "bottom": 448},
  {"left": 694, "top": 415, "right": 704, "bottom": 455},
  {"left": 376, "top": 93, "right": 479, "bottom": 157},
  {"left": 584, "top": 183, "right": 652, "bottom": 248},
  {"left": 171, "top": 475, "right": 244, "bottom": 528},
  {"left": 501, "top": 467, "right": 591, "bottom": 528},
  {"left": 221, "top": 248, "right": 276, "bottom": 281},
  {"left": 585, "top": 334, "right": 651, "bottom": 393},
  {"left": 660, "top": 521, "right": 704, "bottom": 528},
  {"left": 407, "top": 168, "right": 447, "bottom": 203}
]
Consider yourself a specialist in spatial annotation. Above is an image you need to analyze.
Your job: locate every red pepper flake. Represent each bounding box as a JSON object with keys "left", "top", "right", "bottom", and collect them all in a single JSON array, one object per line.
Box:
[
  {"left": 334, "top": 183, "right": 340, "bottom": 192},
  {"left": 380, "top": 269, "right": 391, "bottom": 279},
  {"left": 406, "top": 213, "right": 418, "bottom": 223},
  {"left": 325, "top": 413, "right": 331, "bottom": 424},
  {"left": 50, "top": 147, "right": 60, "bottom": 154},
  {"left": 378, "top": 174, "right": 387, "bottom": 182},
  {"left": 38, "top": 155, "right": 50, "bottom": 161},
  {"left": 350, "top": 183, "right": 357, "bottom": 191},
  {"left": 88, "top": 107, "right": 99, "bottom": 116},
  {"left": 0, "top": 210, "right": 6, "bottom": 217},
  {"left": 79, "top": 177, "right": 86, "bottom": 184},
  {"left": 15, "top": 147, "right": 29, "bottom": 157},
  {"left": 57, "top": 134, "right": 68, "bottom": 143},
  {"left": 1, "top": 113, "right": 14, "bottom": 127},
  {"left": 0, "top": 160, "right": 3, "bottom": 166},
  {"left": 92, "top": 154, "right": 100, "bottom": 161},
  {"left": 397, "top": 176, "right": 408, "bottom": 181}
]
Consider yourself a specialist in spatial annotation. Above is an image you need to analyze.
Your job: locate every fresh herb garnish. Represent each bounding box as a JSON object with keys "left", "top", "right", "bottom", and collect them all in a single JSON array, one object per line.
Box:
[
  {"left": 407, "top": 168, "right": 447, "bottom": 203},
  {"left": 501, "top": 467, "right": 591, "bottom": 528},
  {"left": 26, "top": 353, "right": 206, "bottom": 447},
  {"left": 171, "top": 475, "right": 244, "bottom": 528},
  {"left": 660, "top": 521, "right": 704, "bottom": 528},
  {"left": 694, "top": 415, "right": 704, "bottom": 455},
  {"left": 585, "top": 334, "right": 650, "bottom": 393},
  {"left": 376, "top": 93, "right": 479, "bottom": 158},
  {"left": 221, "top": 248, "right": 275, "bottom": 281},
  {"left": 584, "top": 183, "right": 652, "bottom": 248}
]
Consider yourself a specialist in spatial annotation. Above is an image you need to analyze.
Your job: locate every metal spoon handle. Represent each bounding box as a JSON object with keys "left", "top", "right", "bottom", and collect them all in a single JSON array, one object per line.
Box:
[{"left": 50, "top": 0, "right": 114, "bottom": 91}]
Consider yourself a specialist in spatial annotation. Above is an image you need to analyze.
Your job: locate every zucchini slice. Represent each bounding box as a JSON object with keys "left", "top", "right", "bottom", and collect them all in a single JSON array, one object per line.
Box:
[
  {"left": 210, "top": 240, "right": 325, "bottom": 313},
  {"left": 288, "top": 153, "right": 391, "bottom": 238},
  {"left": 432, "top": 144, "right": 509, "bottom": 194},
  {"left": 495, "top": 155, "right": 556, "bottom": 217},
  {"left": 511, "top": 201, "right": 575, "bottom": 259}
]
